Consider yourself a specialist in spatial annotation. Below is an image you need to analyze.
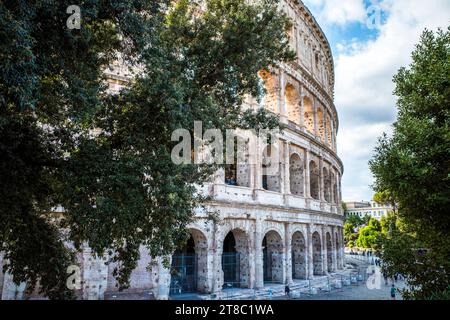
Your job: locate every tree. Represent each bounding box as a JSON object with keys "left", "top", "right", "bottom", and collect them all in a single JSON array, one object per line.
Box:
[
  {"left": 373, "top": 190, "right": 397, "bottom": 213},
  {"left": 345, "top": 214, "right": 364, "bottom": 229},
  {"left": 356, "top": 218, "right": 382, "bottom": 250},
  {"left": 344, "top": 223, "right": 359, "bottom": 248},
  {"left": 0, "top": 0, "right": 294, "bottom": 299},
  {"left": 362, "top": 214, "right": 371, "bottom": 226},
  {"left": 370, "top": 27, "right": 450, "bottom": 299}
]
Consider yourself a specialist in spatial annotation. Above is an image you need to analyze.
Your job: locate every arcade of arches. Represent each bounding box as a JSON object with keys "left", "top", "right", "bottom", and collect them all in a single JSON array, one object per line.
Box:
[
  {"left": 167, "top": 223, "right": 344, "bottom": 296},
  {"left": 223, "top": 143, "right": 341, "bottom": 205},
  {"left": 258, "top": 71, "right": 337, "bottom": 151}
]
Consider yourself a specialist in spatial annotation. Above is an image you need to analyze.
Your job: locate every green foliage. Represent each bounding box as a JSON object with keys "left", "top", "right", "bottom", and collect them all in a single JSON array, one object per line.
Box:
[
  {"left": 344, "top": 223, "right": 359, "bottom": 248},
  {"left": 0, "top": 0, "right": 293, "bottom": 299},
  {"left": 356, "top": 218, "right": 382, "bottom": 250},
  {"left": 362, "top": 214, "right": 371, "bottom": 226},
  {"left": 370, "top": 27, "right": 450, "bottom": 299},
  {"left": 345, "top": 214, "right": 364, "bottom": 228},
  {"left": 373, "top": 190, "right": 397, "bottom": 212}
]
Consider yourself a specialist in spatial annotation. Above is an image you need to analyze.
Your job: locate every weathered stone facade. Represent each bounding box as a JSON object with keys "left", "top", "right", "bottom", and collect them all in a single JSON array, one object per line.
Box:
[{"left": 0, "top": 0, "right": 344, "bottom": 301}]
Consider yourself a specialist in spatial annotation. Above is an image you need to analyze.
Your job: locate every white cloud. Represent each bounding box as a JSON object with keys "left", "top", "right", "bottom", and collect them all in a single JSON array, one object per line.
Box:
[
  {"left": 303, "top": 0, "right": 367, "bottom": 25},
  {"left": 317, "top": 0, "right": 450, "bottom": 201}
]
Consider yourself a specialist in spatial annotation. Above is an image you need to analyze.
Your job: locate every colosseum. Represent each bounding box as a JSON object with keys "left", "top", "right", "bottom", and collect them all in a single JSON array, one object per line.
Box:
[{"left": 0, "top": 0, "right": 344, "bottom": 300}]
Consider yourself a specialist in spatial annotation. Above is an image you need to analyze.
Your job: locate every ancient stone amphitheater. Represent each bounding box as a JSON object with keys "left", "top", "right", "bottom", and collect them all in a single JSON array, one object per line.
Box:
[{"left": 0, "top": 0, "right": 344, "bottom": 300}]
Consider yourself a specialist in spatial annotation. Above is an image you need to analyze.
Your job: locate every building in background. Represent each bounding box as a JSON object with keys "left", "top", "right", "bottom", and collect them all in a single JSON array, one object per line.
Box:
[{"left": 345, "top": 200, "right": 392, "bottom": 221}]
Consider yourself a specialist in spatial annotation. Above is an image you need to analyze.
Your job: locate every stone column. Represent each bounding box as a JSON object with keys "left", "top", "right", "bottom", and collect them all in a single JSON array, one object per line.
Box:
[
  {"left": 284, "top": 223, "right": 293, "bottom": 285},
  {"left": 280, "top": 142, "right": 286, "bottom": 195},
  {"left": 340, "top": 228, "right": 345, "bottom": 269},
  {"left": 254, "top": 136, "right": 263, "bottom": 190},
  {"left": 278, "top": 71, "right": 286, "bottom": 121},
  {"left": 153, "top": 256, "right": 172, "bottom": 300},
  {"left": 307, "top": 224, "right": 314, "bottom": 279},
  {"left": 212, "top": 223, "right": 223, "bottom": 293},
  {"left": 313, "top": 98, "right": 318, "bottom": 137},
  {"left": 331, "top": 119, "right": 336, "bottom": 151},
  {"left": 254, "top": 218, "right": 264, "bottom": 289},
  {"left": 319, "top": 156, "right": 324, "bottom": 202},
  {"left": 1, "top": 270, "right": 25, "bottom": 300},
  {"left": 284, "top": 141, "right": 291, "bottom": 195},
  {"left": 82, "top": 245, "right": 108, "bottom": 300},
  {"left": 330, "top": 169, "right": 335, "bottom": 205},
  {"left": 299, "top": 90, "right": 305, "bottom": 128},
  {"left": 304, "top": 150, "right": 311, "bottom": 198},
  {"left": 331, "top": 226, "right": 338, "bottom": 272},
  {"left": 321, "top": 226, "right": 328, "bottom": 275},
  {"left": 336, "top": 172, "right": 341, "bottom": 212}
]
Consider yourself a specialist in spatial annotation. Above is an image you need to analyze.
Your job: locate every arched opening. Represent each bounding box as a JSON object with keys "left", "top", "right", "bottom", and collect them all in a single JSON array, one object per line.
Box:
[
  {"left": 225, "top": 136, "right": 250, "bottom": 187},
  {"left": 303, "top": 96, "right": 314, "bottom": 134},
  {"left": 259, "top": 70, "right": 278, "bottom": 113},
  {"left": 170, "top": 229, "right": 208, "bottom": 295},
  {"left": 317, "top": 107, "right": 325, "bottom": 142},
  {"left": 326, "top": 232, "right": 333, "bottom": 272},
  {"left": 323, "top": 167, "right": 331, "bottom": 203},
  {"left": 309, "top": 160, "right": 319, "bottom": 200},
  {"left": 292, "top": 231, "right": 307, "bottom": 280},
  {"left": 262, "top": 145, "right": 280, "bottom": 192},
  {"left": 289, "top": 154, "right": 304, "bottom": 196},
  {"left": 222, "top": 230, "right": 250, "bottom": 289},
  {"left": 285, "top": 84, "right": 301, "bottom": 125},
  {"left": 312, "top": 232, "right": 323, "bottom": 276},
  {"left": 263, "top": 231, "right": 284, "bottom": 284}
]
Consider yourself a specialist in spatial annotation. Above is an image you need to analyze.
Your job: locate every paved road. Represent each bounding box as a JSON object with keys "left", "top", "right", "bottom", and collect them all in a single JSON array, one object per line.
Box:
[{"left": 290, "top": 280, "right": 406, "bottom": 300}]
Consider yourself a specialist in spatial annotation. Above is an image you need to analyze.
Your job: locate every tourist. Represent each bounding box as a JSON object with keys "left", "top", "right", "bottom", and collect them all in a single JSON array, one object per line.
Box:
[
  {"left": 383, "top": 272, "right": 388, "bottom": 285},
  {"left": 285, "top": 284, "right": 291, "bottom": 299},
  {"left": 391, "top": 284, "right": 397, "bottom": 300}
]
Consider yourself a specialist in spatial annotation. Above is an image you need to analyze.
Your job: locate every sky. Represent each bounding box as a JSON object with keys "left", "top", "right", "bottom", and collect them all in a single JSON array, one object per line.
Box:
[{"left": 302, "top": 0, "right": 450, "bottom": 202}]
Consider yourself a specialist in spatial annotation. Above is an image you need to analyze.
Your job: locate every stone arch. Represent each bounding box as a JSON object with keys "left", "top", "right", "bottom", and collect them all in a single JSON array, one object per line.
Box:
[
  {"left": 312, "top": 231, "right": 323, "bottom": 275},
  {"left": 317, "top": 107, "right": 325, "bottom": 142},
  {"left": 309, "top": 160, "right": 320, "bottom": 200},
  {"left": 225, "top": 135, "right": 250, "bottom": 187},
  {"left": 289, "top": 153, "right": 304, "bottom": 196},
  {"left": 326, "top": 232, "right": 333, "bottom": 272},
  {"left": 221, "top": 229, "right": 250, "bottom": 289},
  {"left": 291, "top": 231, "right": 307, "bottom": 280},
  {"left": 262, "top": 230, "right": 284, "bottom": 283},
  {"left": 170, "top": 228, "right": 209, "bottom": 294},
  {"left": 303, "top": 96, "right": 314, "bottom": 134},
  {"left": 285, "top": 84, "right": 301, "bottom": 124},
  {"left": 323, "top": 167, "right": 331, "bottom": 203},
  {"left": 262, "top": 145, "right": 280, "bottom": 192},
  {"left": 259, "top": 70, "right": 278, "bottom": 113}
]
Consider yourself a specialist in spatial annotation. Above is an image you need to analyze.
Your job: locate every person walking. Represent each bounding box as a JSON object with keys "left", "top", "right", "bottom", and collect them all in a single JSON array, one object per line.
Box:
[
  {"left": 390, "top": 284, "right": 397, "bottom": 300},
  {"left": 383, "top": 272, "right": 388, "bottom": 285},
  {"left": 285, "top": 284, "right": 291, "bottom": 299}
]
